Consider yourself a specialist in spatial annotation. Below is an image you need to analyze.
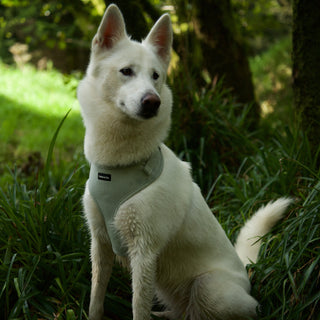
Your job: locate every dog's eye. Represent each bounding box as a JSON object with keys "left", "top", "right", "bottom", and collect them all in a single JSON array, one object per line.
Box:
[
  {"left": 120, "top": 68, "right": 133, "bottom": 76},
  {"left": 152, "top": 71, "right": 159, "bottom": 80}
]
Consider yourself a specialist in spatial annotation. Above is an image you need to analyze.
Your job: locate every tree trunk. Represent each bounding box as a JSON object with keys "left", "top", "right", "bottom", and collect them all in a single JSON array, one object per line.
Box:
[
  {"left": 193, "top": 0, "right": 260, "bottom": 128},
  {"left": 292, "top": 0, "right": 320, "bottom": 157}
]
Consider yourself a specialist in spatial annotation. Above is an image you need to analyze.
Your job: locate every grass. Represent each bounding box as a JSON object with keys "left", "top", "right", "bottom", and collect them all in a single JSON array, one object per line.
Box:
[
  {"left": 0, "top": 61, "right": 84, "bottom": 184},
  {"left": 0, "top": 113, "right": 133, "bottom": 319},
  {"left": 0, "top": 47, "right": 319, "bottom": 319},
  {"left": 0, "top": 113, "right": 89, "bottom": 319},
  {"left": 250, "top": 36, "right": 294, "bottom": 129}
]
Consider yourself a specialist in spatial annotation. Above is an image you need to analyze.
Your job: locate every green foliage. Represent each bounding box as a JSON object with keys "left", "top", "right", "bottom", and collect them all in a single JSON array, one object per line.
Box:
[
  {"left": 253, "top": 195, "right": 320, "bottom": 319},
  {"left": 0, "top": 0, "right": 104, "bottom": 63},
  {"left": 205, "top": 114, "right": 320, "bottom": 319},
  {"left": 0, "top": 61, "right": 84, "bottom": 185},
  {"left": 0, "top": 113, "right": 90, "bottom": 318},
  {"left": 232, "top": 0, "right": 292, "bottom": 54},
  {"left": 250, "top": 37, "right": 293, "bottom": 129},
  {"left": 213, "top": 129, "right": 320, "bottom": 319},
  {"left": 168, "top": 70, "right": 257, "bottom": 194},
  {"left": 0, "top": 112, "right": 133, "bottom": 319}
]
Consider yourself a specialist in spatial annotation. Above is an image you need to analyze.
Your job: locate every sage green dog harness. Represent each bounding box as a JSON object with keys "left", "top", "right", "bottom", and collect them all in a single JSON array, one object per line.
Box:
[{"left": 88, "top": 148, "right": 164, "bottom": 257}]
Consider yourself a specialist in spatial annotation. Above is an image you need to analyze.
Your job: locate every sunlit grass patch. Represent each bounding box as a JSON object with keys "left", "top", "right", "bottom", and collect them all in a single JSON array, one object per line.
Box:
[
  {"left": 0, "top": 62, "right": 80, "bottom": 116},
  {"left": 0, "top": 61, "right": 84, "bottom": 166}
]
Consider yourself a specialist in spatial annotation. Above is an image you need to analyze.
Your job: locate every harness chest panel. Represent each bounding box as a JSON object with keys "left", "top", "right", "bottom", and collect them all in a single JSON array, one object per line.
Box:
[{"left": 88, "top": 148, "right": 164, "bottom": 256}]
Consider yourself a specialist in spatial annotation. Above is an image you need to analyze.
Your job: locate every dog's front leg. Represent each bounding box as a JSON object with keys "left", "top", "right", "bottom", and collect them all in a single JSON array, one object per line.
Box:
[
  {"left": 84, "top": 186, "right": 115, "bottom": 320},
  {"left": 130, "top": 251, "right": 157, "bottom": 320},
  {"left": 89, "top": 234, "right": 114, "bottom": 320}
]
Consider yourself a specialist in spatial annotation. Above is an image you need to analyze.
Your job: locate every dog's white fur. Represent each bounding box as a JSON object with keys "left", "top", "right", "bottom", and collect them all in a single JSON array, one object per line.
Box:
[{"left": 78, "top": 5, "right": 292, "bottom": 320}]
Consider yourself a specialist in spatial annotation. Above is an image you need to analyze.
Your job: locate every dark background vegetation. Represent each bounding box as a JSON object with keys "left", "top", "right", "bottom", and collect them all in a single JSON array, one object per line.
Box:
[{"left": 0, "top": 0, "right": 319, "bottom": 319}]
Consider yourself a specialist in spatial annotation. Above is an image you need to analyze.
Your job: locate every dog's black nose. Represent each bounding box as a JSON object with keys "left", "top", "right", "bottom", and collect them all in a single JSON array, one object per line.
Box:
[{"left": 139, "top": 93, "right": 161, "bottom": 119}]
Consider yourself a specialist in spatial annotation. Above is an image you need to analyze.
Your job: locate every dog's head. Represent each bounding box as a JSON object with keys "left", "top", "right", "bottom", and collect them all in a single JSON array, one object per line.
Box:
[{"left": 79, "top": 4, "right": 173, "bottom": 122}]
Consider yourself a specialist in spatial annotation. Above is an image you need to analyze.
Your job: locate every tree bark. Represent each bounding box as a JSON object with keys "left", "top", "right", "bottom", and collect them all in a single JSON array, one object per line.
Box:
[
  {"left": 292, "top": 0, "right": 320, "bottom": 157},
  {"left": 192, "top": 0, "right": 260, "bottom": 128}
]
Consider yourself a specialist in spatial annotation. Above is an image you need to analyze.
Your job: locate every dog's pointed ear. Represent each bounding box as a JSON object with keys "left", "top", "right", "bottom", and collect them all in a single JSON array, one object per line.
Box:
[
  {"left": 93, "top": 4, "right": 127, "bottom": 50},
  {"left": 144, "top": 14, "right": 172, "bottom": 67}
]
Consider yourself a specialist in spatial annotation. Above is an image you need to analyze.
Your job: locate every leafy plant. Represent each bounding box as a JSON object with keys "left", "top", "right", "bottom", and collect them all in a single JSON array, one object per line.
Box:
[
  {"left": 0, "top": 112, "right": 89, "bottom": 319},
  {"left": 0, "top": 112, "right": 132, "bottom": 319},
  {"left": 168, "top": 73, "right": 257, "bottom": 194}
]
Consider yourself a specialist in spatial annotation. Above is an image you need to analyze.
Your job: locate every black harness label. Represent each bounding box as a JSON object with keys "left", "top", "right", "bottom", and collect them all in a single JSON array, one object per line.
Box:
[{"left": 98, "top": 173, "right": 111, "bottom": 181}]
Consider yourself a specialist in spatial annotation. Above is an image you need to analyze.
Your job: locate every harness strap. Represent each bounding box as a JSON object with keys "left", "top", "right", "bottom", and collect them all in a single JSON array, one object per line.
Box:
[{"left": 88, "top": 148, "right": 164, "bottom": 256}]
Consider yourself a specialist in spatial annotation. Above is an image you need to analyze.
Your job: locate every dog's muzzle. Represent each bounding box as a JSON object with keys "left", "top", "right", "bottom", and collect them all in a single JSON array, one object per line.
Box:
[{"left": 139, "top": 93, "right": 161, "bottom": 119}]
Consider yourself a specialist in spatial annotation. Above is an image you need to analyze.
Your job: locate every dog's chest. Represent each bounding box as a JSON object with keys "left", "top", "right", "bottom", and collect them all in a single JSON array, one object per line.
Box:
[{"left": 88, "top": 148, "right": 163, "bottom": 256}]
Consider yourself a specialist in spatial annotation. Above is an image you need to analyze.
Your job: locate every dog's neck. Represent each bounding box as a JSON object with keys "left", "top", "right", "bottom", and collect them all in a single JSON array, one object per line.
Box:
[{"left": 83, "top": 108, "right": 170, "bottom": 167}]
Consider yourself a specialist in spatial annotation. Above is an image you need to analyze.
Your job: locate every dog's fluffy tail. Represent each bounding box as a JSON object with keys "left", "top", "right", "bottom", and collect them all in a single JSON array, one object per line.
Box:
[{"left": 235, "top": 198, "right": 292, "bottom": 266}]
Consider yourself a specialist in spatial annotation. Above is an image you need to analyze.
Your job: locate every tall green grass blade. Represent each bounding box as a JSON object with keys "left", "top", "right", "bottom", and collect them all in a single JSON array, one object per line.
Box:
[{"left": 43, "top": 109, "right": 71, "bottom": 190}]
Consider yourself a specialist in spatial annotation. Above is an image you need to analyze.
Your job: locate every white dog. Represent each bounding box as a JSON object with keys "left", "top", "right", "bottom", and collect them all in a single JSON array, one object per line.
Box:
[{"left": 78, "top": 4, "right": 291, "bottom": 320}]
